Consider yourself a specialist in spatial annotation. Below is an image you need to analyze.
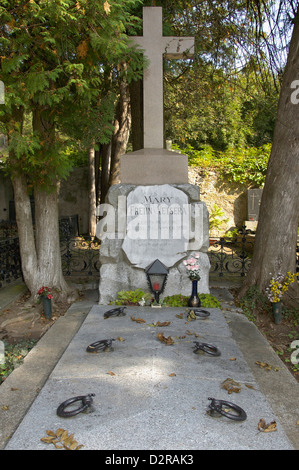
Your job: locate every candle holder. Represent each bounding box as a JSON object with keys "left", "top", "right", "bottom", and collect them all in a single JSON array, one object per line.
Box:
[{"left": 145, "top": 259, "right": 168, "bottom": 307}]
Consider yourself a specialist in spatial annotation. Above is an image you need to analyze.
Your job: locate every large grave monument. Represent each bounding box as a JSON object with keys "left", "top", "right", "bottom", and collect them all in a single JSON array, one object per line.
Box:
[{"left": 98, "top": 6, "right": 210, "bottom": 304}]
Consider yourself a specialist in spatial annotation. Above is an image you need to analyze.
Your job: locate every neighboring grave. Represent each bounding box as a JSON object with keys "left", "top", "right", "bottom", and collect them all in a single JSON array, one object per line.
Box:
[
  {"left": 247, "top": 189, "right": 263, "bottom": 221},
  {"left": 245, "top": 188, "right": 263, "bottom": 231},
  {"left": 98, "top": 7, "right": 210, "bottom": 304}
]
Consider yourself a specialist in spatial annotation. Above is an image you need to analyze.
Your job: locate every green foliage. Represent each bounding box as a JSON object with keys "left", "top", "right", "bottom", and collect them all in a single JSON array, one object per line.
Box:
[
  {"left": 0, "top": 339, "right": 36, "bottom": 383},
  {"left": 114, "top": 289, "right": 152, "bottom": 306},
  {"left": 163, "top": 294, "right": 189, "bottom": 307},
  {"left": 113, "top": 290, "right": 221, "bottom": 308},
  {"left": 163, "top": 293, "right": 221, "bottom": 308},
  {"left": 174, "top": 143, "right": 271, "bottom": 187},
  {"left": 221, "top": 145, "right": 271, "bottom": 186},
  {"left": 209, "top": 204, "right": 229, "bottom": 233},
  {"left": 238, "top": 286, "right": 271, "bottom": 323},
  {"left": 0, "top": 0, "right": 145, "bottom": 188},
  {"left": 198, "top": 293, "right": 221, "bottom": 308}
]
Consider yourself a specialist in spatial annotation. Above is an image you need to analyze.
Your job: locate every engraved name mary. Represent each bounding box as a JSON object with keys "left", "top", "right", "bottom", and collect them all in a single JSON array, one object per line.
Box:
[{"left": 122, "top": 185, "right": 201, "bottom": 269}]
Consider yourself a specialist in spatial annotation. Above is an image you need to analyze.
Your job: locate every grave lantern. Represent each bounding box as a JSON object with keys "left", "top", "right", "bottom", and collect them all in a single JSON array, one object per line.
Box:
[{"left": 145, "top": 259, "right": 168, "bottom": 306}]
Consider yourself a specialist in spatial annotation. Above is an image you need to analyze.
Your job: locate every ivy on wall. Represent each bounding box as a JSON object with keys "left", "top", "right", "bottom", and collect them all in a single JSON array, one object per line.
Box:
[{"left": 174, "top": 144, "right": 271, "bottom": 188}]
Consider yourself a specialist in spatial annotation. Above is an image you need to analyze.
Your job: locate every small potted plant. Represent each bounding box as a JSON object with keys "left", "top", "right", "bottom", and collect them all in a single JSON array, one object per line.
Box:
[
  {"left": 265, "top": 272, "right": 295, "bottom": 324},
  {"left": 37, "top": 286, "right": 53, "bottom": 319}
]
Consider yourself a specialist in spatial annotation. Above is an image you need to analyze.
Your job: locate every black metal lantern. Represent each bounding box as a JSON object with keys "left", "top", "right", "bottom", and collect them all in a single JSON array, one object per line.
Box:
[{"left": 145, "top": 259, "right": 168, "bottom": 306}]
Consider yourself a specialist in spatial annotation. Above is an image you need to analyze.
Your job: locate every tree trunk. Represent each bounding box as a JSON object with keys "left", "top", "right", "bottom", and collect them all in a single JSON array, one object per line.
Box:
[
  {"left": 129, "top": 78, "right": 143, "bottom": 151},
  {"left": 34, "top": 183, "right": 70, "bottom": 298},
  {"left": 109, "top": 73, "right": 132, "bottom": 186},
  {"left": 11, "top": 106, "right": 72, "bottom": 301},
  {"left": 11, "top": 173, "right": 37, "bottom": 294},
  {"left": 99, "top": 142, "right": 111, "bottom": 204},
  {"left": 88, "top": 146, "right": 97, "bottom": 237},
  {"left": 12, "top": 174, "right": 71, "bottom": 301},
  {"left": 239, "top": 14, "right": 299, "bottom": 309}
]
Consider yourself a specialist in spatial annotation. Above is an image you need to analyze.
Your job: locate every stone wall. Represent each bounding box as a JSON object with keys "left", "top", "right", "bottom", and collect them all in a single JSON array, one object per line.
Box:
[
  {"left": 0, "top": 167, "right": 90, "bottom": 234},
  {"left": 0, "top": 166, "right": 248, "bottom": 235},
  {"left": 188, "top": 167, "right": 248, "bottom": 235},
  {"left": 58, "top": 167, "right": 89, "bottom": 234}
]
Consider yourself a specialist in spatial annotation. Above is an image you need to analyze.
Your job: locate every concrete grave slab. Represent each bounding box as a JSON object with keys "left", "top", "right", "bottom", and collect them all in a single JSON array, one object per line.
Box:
[{"left": 5, "top": 305, "right": 294, "bottom": 450}]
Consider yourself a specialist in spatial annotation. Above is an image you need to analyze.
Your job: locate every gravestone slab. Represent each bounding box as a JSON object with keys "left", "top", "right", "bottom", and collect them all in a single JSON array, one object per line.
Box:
[
  {"left": 122, "top": 185, "right": 189, "bottom": 268},
  {"left": 120, "top": 148, "right": 188, "bottom": 185},
  {"left": 247, "top": 189, "right": 263, "bottom": 221},
  {"left": 98, "top": 184, "right": 210, "bottom": 304},
  {"left": 98, "top": 7, "right": 210, "bottom": 304}
]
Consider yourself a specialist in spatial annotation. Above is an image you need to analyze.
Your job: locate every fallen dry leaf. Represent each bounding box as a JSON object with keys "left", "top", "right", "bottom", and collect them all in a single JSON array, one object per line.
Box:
[
  {"left": 258, "top": 419, "right": 277, "bottom": 433},
  {"left": 155, "top": 321, "right": 171, "bottom": 327},
  {"left": 107, "top": 371, "right": 115, "bottom": 376},
  {"left": 221, "top": 377, "right": 242, "bottom": 394},
  {"left": 157, "top": 332, "right": 174, "bottom": 345},
  {"left": 131, "top": 315, "right": 146, "bottom": 324},
  {"left": 245, "top": 383, "right": 256, "bottom": 390},
  {"left": 41, "top": 429, "right": 84, "bottom": 450},
  {"left": 255, "top": 361, "right": 279, "bottom": 372},
  {"left": 187, "top": 310, "right": 197, "bottom": 321}
]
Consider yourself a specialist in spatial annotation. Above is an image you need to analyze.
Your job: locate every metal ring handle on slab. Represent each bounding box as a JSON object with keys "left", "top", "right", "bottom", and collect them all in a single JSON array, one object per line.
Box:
[
  {"left": 86, "top": 339, "right": 115, "bottom": 353},
  {"left": 104, "top": 307, "right": 126, "bottom": 319},
  {"left": 207, "top": 397, "right": 247, "bottom": 421},
  {"left": 193, "top": 341, "right": 221, "bottom": 356},
  {"left": 57, "top": 394, "right": 95, "bottom": 418},
  {"left": 190, "top": 308, "right": 210, "bottom": 319}
]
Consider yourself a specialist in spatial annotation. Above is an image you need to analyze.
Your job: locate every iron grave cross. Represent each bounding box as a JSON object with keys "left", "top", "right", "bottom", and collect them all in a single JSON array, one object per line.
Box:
[{"left": 131, "top": 7, "right": 195, "bottom": 149}]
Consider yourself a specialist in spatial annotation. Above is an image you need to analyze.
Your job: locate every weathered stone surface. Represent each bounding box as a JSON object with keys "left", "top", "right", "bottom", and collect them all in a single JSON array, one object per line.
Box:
[
  {"left": 122, "top": 184, "right": 190, "bottom": 269},
  {"left": 98, "top": 253, "right": 210, "bottom": 305},
  {"left": 120, "top": 149, "right": 188, "bottom": 185},
  {"left": 98, "top": 183, "right": 210, "bottom": 304},
  {"left": 129, "top": 7, "right": 194, "bottom": 149}
]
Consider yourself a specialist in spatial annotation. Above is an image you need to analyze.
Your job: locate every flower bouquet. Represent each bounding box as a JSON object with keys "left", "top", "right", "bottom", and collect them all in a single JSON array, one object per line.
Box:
[
  {"left": 37, "top": 286, "right": 53, "bottom": 319},
  {"left": 183, "top": 253, "right": 201, "bottom": 280},
  {"left": 265, "top": 272, "right": 295, "bottom": 303},
  {"left": 37, "top": 286, "right": 53, "bottom": 300},
  {"left": 265, "top": 272, "right": 295, "bottom": 324}
]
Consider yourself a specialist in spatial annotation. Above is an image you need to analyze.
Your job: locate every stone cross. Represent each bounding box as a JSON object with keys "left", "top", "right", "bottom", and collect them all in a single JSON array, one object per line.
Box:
[{"left": 131, "top": 7, "right": 194, "bottom": 149}]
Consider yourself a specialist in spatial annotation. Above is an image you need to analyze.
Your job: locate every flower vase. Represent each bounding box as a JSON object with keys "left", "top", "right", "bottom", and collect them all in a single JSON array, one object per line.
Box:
[
  {"left": 188, "top": 280, "right": 201, "bottom": 307},
  {"left": 272, "top": 301, "right": 282, "bottom": 324},
  {"left": 42, "top": 297, "right": 52, "bottom": 319}
]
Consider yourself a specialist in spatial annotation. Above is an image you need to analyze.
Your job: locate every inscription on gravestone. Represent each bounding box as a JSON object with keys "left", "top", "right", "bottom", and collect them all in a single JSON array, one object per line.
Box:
[{"left": 122, "top": 185, "right": 203, "bottom": 269}]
